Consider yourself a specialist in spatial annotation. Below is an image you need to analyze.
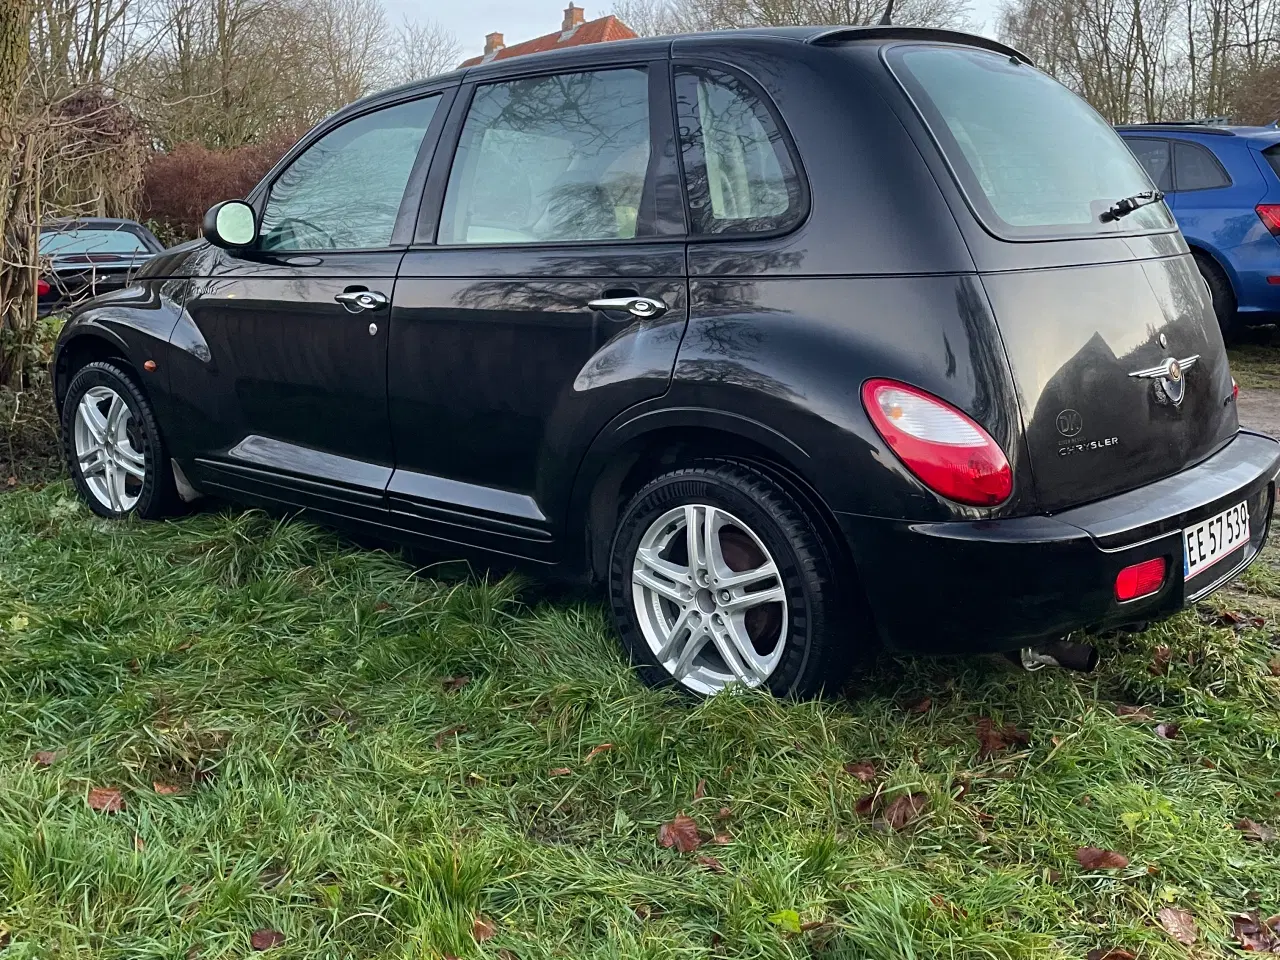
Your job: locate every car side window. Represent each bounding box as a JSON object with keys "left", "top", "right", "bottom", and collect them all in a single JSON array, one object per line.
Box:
[
  {"left": 674, "top": 66, "right": 803, "bottom": 236},
  {"left": 260, "top": 96, "right": 439, "bottom": 251},
  {"left": 1173, "top": 141, "right": 1231, "bottom": 191},
  {"left": 439, "top": 68, "right": 651, "bottom": 245},
  {"left": 1126, "top": 138, "right": 1173, "bottom": 193}
]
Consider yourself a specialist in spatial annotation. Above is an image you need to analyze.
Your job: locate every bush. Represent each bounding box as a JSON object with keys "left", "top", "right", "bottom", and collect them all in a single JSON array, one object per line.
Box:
[{"left": 141, "top": 134, "right": 298, "bottom": 243}]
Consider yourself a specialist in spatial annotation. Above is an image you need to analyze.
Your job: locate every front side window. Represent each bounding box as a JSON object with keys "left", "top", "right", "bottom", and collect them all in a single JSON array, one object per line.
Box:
[
  {"left": 439, "top": 69, "right": 651, "bottom": 245},
  {"left": 890, "top": 45, "right": 1175, "bottom": 238},
  {"left": 1174, "top": 141, "right": 1231, "bottom": 191},
  {"left": 675, "top": 67, "right": 803, "bottom": 235},
  {"left": 260, "top": 96, "right": 438, "bottom": 251},
  {"left": 1126, "top": 138, "right": 1173, "bottom": 193}
]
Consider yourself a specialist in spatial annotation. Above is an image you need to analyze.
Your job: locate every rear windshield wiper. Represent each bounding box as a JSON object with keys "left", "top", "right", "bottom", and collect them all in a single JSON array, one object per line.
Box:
[{"left": 1100, "top": 190, "right": 1165, "bottom": 222}]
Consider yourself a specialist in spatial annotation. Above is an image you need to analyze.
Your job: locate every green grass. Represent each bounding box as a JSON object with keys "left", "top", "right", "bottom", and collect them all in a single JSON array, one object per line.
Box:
[
  {"left": 1, "top": 484, "right": 1278, "bottom": 959},
  {"left": 1227, "top": 330, "right": 1280, "bottom": 388}
]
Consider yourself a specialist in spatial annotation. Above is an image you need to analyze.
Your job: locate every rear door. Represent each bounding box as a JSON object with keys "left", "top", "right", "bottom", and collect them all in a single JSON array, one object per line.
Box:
[{"left": 387, "top": 56, "right": 688, "bottom": 558}]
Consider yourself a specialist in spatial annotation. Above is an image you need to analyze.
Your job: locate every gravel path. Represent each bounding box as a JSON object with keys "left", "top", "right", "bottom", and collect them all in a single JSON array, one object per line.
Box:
[{"left": 1237, "top": 388, "right": 1280, "bottom": 438}]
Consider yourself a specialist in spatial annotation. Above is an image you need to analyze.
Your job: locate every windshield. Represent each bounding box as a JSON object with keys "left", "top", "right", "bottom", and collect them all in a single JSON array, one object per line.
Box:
[
  {"left": 889, "top": 45, "right": 1174, "bottom": 239},
  {"left": 39, "top": 228, "right": 152, "bottom": 256}
]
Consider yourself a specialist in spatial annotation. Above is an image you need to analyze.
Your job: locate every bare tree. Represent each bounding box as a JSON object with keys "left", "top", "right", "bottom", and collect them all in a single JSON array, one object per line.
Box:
[{"left": 388, "top": 17, "right": 462, "bottom": 81}]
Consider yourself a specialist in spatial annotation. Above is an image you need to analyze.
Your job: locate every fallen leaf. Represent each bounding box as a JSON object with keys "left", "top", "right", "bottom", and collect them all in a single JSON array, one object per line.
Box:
[
  {"left": 693, "top": 778, "right": 707, "bottom": 800},
  {"left": 249, "top": 928, "right": 285, "bottom": 951},
  {"left": 549, "top": 767, "right": 571, "bottom": 777},
  {"left": 1158, "top": 906, "right": 1197, "bottom": 945},
  {"left": 881, "top": 793, "right": 929, "bottom": 831},
  {"left": 472, "top": 916, "right": 497, "bottom": 942},
  {"left": 975, "top": 717, "right": 1030, "bottom": 758},
  {"left": 1046, "top": 868, "right": 1062, "bottom": 883},
  {"left": 1076, "top": 847, "right": 1129, "bottom": 870},
  {"left": 1269, "top": 657, "right": 1280, "bottom": 677},
  {"left": 1216, "top": 610, "right": 1265, "bottom": 629},
  {"left": 1234, "top": 912, "right": 1280, "bottom": 952},
  {"left": 1236, "top": 818, "right": 1278, "bottom": 843},
  {"left": 716, "top": 806, "right": 732, "bottom": 820},
  {"left": 133, "top": 833, "right": 145, "bottom": 852},
  {"left": 1154, "top": 722, "right": 1180, "bottom": 740},
  {"left": 185, "top": 946, "right": 201, "bottom": 960},
  {"left": 800, "top": 919, "right": 830, "bottom": 932},
  {"left": 584, "top": 743, "right": 614, "bottom": 764},
  {"left": 1150, "top": 645, "right": 1173, "bottom": 675},
  {"left": 657, "top": 812, "right": 703, "bottom": 853},
  {"left": 441, "top": 675, "right": 470, "bottom": 692},
  {"left": 1087, "top": 949, "right": 1136, "bottom": 960},
  {"left": 153, "top": 781, "right": 183, "bottom": 795},
  {"left": 768, "top": 909, "right": 802, "bottom": 934},
  {"left": 711, "top": 831, "right": 733, "bottom": 845},
  {"left": 373, "top": 601, "right": 391, "bottom": 612},
  {"left": 930, "top": 895, "right": 969, "bottom": 920},
  {"left": 843, "top": 761, "right": 876, "bottom": 782},
  {"left": 31, "top": 750, "right": 56, "bottom": 767},
  {"left": 908, "top": 697, "right": 933, "bottom": 714},
  {"left": 854, "top": 792, "right": 880, "bottom": 817},
  {"left": 696, "top": 854, "right": 726, "bottom": 873},
  {"left": 1116, "top": 704, "right": 1155, "bottom": 721},
  {"left": 87, "top": 786, "right": 125, "bottom": 813},
  {"left": 176, "top": 639, "right": 194, "bottom": 652},
  {"left": 434, "top": 724, "right": 466, "bottom": 749}
]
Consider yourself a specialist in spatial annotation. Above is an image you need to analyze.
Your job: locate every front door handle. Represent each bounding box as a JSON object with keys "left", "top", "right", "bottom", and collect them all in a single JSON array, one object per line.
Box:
[
  {"left": 334, "top": 289, "right": 389, "bottom": 313},
  {"left": 587, "top": 295, "right": 667, "bottom": 319}
]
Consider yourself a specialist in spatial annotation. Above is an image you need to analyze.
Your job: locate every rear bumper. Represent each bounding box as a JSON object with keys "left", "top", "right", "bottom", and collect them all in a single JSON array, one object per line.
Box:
[{"left": 837, "top": 430, "right": 1280, "bottom": 655}]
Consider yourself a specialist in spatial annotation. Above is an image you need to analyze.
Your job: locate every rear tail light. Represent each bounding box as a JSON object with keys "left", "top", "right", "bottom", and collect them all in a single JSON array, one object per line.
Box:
[
  {"left": 1256, "top": 204, "right": 1280, "bottom": 236},
  {"left": 36, "top": 278, "right": 50, "bottom": 297},
  {"left": 1115, "top": 557, "right": 1167, "bottom": 601},
  {"left": 861, "top": 378, "right": 1012, "bottom": 506},
  {"left": 1233, "top": 377, "right": 1240, "bottom": 401}
]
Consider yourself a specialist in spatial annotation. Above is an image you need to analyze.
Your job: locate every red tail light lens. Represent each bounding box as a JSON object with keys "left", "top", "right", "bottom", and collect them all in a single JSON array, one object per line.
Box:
[
  {"left": 37, "top": 278, "right": 50, "bottom": 297},
  {"left": 1233, "top": 377, "right": 1240, "bottom": 401},
  {"left": 861, "top": 378, "right": 1012, "bottom": 506},
  {"left": 1256, "top": 204, "right": 1280, "bottom": 236},
  {"left": 1115, "top": 557, "right": 1167, "bottom": 601}
]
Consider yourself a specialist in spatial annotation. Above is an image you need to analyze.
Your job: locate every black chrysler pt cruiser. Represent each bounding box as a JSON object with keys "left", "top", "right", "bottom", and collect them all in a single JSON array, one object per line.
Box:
[{"left": 53, "top": 25, "right": 1280, "bottom": 697}]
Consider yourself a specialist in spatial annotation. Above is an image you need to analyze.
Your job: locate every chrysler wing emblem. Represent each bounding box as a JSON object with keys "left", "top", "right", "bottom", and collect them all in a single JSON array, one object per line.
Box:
[{"left": 1129, "top": 355, "right": 1199, "bottom": 406}]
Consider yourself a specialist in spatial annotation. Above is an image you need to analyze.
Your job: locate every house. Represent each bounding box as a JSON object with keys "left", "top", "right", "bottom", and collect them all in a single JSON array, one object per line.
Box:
[{"left": 459, "top": 4, "right": 638, "bottom": 68}]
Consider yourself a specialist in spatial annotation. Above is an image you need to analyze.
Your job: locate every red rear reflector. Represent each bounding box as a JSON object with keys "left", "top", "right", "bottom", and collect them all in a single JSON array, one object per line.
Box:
[
  {"left": 861, "top": 378, "right": 1012, "bottom": 506},
  {"left": 1233, "top": 377, "right": 1240, "bottom": 400},
  {"left": 37, "top": 278, "right": 50, "bottom": 297},
  {"left": 1115, "top": 558, "right": 1167, "bottom": 601},
  {"left": 1257, "top": 204, "right": 1280, "bottom": 236}
]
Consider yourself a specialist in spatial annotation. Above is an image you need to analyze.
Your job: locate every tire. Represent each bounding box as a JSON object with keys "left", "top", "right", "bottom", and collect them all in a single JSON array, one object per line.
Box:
[
  {"left": 60, "top": 360, "right": 181, "bottom": 520},
  {"left": 608, "top": 459, "right": 855, "bottom": 698},
  {"left": 1193, "top": 251, "right": 1238, "bottom": 341}
]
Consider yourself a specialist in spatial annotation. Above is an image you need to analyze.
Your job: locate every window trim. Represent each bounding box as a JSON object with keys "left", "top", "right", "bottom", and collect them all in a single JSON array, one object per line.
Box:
[
  {"left": 241, "top": 86, "right": 454, "bottom": 256},
  {"left": 420, "top": 60, "right": 668, "bottom": 250},
  {"left": 884, "top": 41, "right": 1179, "bottom": 242},
  {"left": 672, "top": 57, "right": 811, "bottom": 243},
  {"left": 1170, "top": 138, "right": 1232, "bottom": 193},
  {"left": 1122, "top": 136, "right": 1174, "bottom": 193}
]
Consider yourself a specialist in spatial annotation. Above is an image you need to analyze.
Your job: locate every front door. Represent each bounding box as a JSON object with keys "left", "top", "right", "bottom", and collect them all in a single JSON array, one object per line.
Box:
[
  {"left": 177, "top": 93, "right": 447, "bottom": 512},
  {"left": 388, "top": 62, "right": 688, "bottom": 560}
]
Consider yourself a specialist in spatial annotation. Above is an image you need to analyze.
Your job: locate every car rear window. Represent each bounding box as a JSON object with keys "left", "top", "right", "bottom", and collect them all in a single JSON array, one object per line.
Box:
[
  {"left": 39, "top": 229, "right": 152, "bottom": 255},
  {"left": 888, "top": 45, "right": 1175, "bottom": 239}
]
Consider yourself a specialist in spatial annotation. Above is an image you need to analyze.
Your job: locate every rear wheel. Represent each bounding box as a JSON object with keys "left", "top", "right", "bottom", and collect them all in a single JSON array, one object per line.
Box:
[
  {"left": 608, "top": 460, "right": 855, "bottom": 698},
  {"left": 1193, "top": 251, "right": 1238, "bottom": 340},
  {"left": 61, "top": 361, "right": 181, "bottom": 520}
]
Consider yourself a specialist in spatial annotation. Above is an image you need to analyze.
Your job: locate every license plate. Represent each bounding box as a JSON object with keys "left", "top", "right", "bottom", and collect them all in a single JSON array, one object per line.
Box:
[{"left": 1183, "top": 501, "right": 1249, "bottom": 578}]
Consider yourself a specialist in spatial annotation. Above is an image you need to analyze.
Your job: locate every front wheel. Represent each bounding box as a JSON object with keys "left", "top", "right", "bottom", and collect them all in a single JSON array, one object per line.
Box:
[
  {"left": 60, "top": 360, "right": 180, "bottom": 520},
  {"left": 608, "top": 460, "right": 855, "bottom": 698}
]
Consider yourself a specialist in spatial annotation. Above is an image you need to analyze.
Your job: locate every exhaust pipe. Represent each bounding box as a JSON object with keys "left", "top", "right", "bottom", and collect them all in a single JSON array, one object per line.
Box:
[{"left": 1017, "top": 638, "right": 1099, "bottom": 673}]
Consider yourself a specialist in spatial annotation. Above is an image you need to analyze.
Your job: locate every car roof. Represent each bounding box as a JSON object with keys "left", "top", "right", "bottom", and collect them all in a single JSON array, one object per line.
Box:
[
  {"left": 1117, "top": 123, "right": 1280, "bottom": 146},
  {"left": 346, "top": 25, "right": 1028, "bottom": 114}
]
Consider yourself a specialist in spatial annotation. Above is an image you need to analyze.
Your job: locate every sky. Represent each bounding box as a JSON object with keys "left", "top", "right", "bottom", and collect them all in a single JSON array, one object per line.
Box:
[{"left": 391, "top": 0, "right": 1002, "bottom": 64}]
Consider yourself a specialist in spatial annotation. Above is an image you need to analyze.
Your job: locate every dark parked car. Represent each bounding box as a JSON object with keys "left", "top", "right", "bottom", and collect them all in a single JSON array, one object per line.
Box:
[
  {"left": 38, "top": 218, "right": 164, "bottom": 316},
  {"left": 52, "top": 26, "right": 1279, "bottom": 697},
  {"left": 1117, "top": 122, "right": 1280, "bottom": 337}
]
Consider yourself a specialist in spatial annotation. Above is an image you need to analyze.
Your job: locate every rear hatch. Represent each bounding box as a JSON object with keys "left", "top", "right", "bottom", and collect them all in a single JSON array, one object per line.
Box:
[{"left": 887, "top": 43, "right": 1238, "bottom": 512}]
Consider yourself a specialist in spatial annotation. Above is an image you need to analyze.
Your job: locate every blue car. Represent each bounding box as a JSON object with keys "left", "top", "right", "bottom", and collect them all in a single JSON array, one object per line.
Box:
[{"left": 1117, "top": 122, "right": 1280, "bottom": 336}]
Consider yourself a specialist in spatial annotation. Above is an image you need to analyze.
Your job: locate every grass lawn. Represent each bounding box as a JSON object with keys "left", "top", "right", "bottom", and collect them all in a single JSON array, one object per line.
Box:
[{"left": 0, "top": 482, "right": 1278, "bottom": 960}]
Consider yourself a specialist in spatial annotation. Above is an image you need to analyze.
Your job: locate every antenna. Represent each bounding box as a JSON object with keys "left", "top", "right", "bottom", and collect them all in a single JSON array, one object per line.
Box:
[{"left": 879, "top": 0, "right": 895, "bottom": 23}]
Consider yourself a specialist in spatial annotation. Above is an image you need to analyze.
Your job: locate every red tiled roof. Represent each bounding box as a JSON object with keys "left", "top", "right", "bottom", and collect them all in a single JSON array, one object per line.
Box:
[{"left": 459, "top": 15, "right": 638, "bottom": 68}]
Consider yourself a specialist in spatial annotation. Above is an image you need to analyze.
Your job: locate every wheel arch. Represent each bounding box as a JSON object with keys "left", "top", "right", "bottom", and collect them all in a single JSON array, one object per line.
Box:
[
  {"left": 53, "top": 328, "right": 135, "bottom": 411},
  {"left": 1187, "top": 241, "right": 1239, "bottom": 299}
]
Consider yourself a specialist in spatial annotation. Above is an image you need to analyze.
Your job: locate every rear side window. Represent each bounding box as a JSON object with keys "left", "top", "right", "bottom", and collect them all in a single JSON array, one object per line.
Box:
[
  {"left": 439, "top": 69, "right": 651, "bottom": 245},
  {"left": 1126, "top": 138, "right": 1173, "bottom": 192},
  {"left": 674, "top": 67, "right": 803, "bottom": 236},
  {"left": 1173, "top": 141, "right": 1230, "bottom": 190},
  {"left": 1265, "top": 145, "right": 1280, "bottom": 180},
  {"left": 889, "top": 45, "right": 1174, "bottom": 238}
]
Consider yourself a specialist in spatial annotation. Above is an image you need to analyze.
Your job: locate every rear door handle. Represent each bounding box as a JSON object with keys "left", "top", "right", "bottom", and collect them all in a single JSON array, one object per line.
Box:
[
  {"left": 335, "top": 289, "right": 389, "bottom": 313},
  {"left": 587, "top": 295, "right": 667, "bottom": 319}
]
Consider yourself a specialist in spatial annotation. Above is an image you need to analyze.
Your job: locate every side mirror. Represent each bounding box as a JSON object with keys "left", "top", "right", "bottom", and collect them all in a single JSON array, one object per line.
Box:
[{"left": 203, "top": 200, "right": 257, "bottom": 249}]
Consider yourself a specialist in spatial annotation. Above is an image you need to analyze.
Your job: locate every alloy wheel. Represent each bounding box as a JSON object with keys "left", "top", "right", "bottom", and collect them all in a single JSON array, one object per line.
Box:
[
  {"left": 74, "top": 385, "right": 145, "bottom": 513},
  {"left": 631, "top": 503, "right": 788, "bottom": 694}
]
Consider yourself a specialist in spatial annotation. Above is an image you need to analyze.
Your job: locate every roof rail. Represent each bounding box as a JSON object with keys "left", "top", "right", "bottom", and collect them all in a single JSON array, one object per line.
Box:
[
  {"left": 1115, "top": 122, "right": 1236, "bottom": 136},
  {"left": 806, "top": 25, "right": 1031, "bottom": 63}
]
